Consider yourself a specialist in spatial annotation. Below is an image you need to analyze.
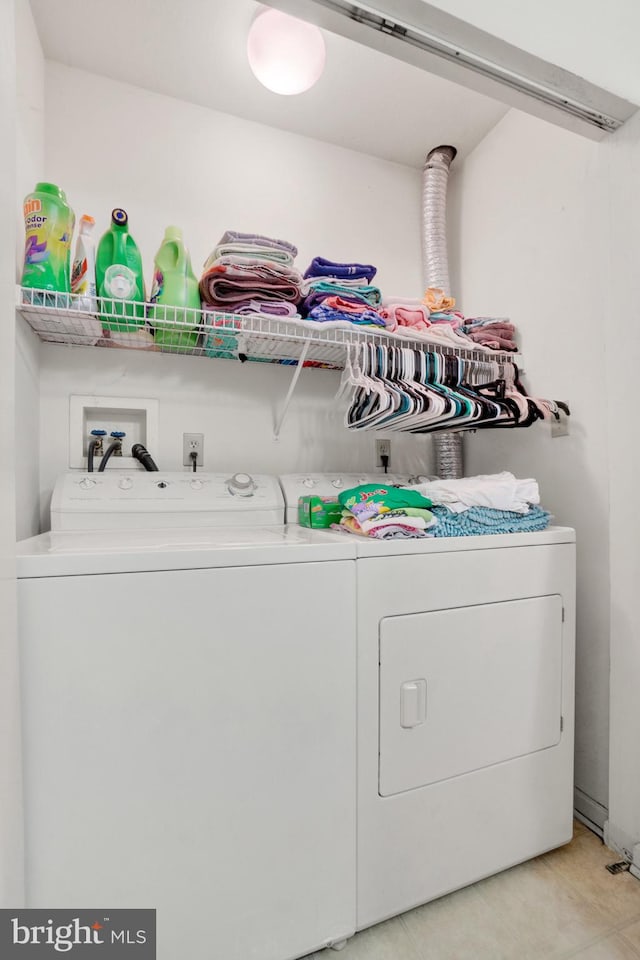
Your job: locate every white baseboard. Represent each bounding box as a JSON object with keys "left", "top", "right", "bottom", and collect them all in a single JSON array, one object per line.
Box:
[
  {"left": 574, "top": 787, "right": 607, "bottom": 835},
  {"left": 604, "top": 820, "right": 637, "bottom": 860}
]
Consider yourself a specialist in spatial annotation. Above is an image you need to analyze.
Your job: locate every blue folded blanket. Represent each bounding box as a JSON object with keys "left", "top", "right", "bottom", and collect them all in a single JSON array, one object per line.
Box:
[
  {"left": 304, "top": 256, "right": 377, "bottom": 283},
  {"left": 431, "top": 505, "right": 551, "bottom": 538},
  {"left": 308, "top": 304, "right": 386, "bottom": 327}
]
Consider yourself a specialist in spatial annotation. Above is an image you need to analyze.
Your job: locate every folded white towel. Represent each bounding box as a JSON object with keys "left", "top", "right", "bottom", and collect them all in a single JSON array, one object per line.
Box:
[{"left": 405, "top": 472, "right": 540, "bottom": 515}]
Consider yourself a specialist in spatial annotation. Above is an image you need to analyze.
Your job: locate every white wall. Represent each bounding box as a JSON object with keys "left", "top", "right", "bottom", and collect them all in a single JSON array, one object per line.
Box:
[
  {"left": 15, "top": 0, "right": 43, "bottom": 541},
  {"left": 15, "top": 322, "right": 41, "bottom": 540},
  {"left": 1, "top": 0, "right": 24, "bottom": 908},
  {"left": 602, "top": 109, "right": 640, "bottom": 856},
  {"left": 15, "top": 0, "right": 43, "bottom": 268},
  {"left": 29, "top": 62, "right": 430, "bottom": 529},
  {"left": 37, "top": 346, "right": 432, "bottom": 530},
  {"left": 449, "top": 110, "right": 610, "bottom": 822},
  {"left": 45, "top": 62, "right": 423, "bottom": 297}
]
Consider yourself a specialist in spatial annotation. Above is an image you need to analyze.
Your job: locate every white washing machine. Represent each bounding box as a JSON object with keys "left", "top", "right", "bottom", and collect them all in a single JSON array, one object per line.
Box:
[
  {"left": 280, "top": 473, "right": 576, "bottom": 932},
  {"left": 17, "top": 473, "right": 357, "bottom": 960}
]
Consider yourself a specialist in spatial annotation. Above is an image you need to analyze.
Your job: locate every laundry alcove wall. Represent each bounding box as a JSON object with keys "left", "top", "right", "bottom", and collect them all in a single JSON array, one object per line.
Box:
[{"left": 14, "top": 0, "right": 609, "bottom": 843}]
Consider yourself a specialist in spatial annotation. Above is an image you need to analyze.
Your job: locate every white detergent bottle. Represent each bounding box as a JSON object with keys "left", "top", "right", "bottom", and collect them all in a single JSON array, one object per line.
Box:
[{"left": 71, "top": 214, "right": 97, "bottom": 312}]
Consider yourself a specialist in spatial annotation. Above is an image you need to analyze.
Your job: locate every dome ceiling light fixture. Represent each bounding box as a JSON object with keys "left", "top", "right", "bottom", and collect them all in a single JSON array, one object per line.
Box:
[{"left": 247, "top": 7, "right": 326, "bottom": 96}]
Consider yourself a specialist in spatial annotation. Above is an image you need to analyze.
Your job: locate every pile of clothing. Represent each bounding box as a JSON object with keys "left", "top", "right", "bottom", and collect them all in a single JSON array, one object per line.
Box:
[
  {"left": 333, "top": 483, "right": 435, "bottom": 540},
  {"left": 199, "top": 230, "right": 303, "bottom": 317},
  {"left": 380, "top": 288, "right": 519, "bottom": 353},
  {"left": 301, "top": 256, "right": 384, "bottom": 328},
  {"left": 332, "top": 473, "right": 550, "bottom": 541},
  {"left": 461, "top": 317, "right": 518, "bottom": 352},
  {"left": 408, "top": 472, "right": 550, "bottom": 537}
]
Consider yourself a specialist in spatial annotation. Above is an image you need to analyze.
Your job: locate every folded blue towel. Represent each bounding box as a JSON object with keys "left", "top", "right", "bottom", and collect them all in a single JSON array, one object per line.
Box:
[
  {"left": 308, "top": 304, "right": 386, "bottom": 327},
  {"left": 431, "top": 505, "right": 551, "bottom": 538},
  {"left": 304, "top": 256, "right": 377, "bottom": 283}
]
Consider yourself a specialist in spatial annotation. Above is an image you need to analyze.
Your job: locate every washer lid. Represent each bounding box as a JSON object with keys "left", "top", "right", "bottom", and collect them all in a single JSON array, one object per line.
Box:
[{"left": 16, "top": 525, "right": 357, "bottom": 578}]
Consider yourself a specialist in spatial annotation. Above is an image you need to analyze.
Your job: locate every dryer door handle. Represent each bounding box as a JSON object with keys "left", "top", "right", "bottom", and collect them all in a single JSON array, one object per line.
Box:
[{"left": 400, "top": 679, "right": 427, "bottom": 728}]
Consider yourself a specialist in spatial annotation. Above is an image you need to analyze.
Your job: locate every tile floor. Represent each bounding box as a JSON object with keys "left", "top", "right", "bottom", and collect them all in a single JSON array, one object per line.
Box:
[{"left": 311, "top": 821, "right": 640, "bottom": 959}]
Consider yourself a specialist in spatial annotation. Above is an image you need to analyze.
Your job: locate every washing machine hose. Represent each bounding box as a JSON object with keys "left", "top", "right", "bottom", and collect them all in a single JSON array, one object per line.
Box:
[
  {"left": 98, "top": 440, "right": 122, "bottom": 472},
  {"left": 131, "top": 443, "right": 159, "bottom": 472}
]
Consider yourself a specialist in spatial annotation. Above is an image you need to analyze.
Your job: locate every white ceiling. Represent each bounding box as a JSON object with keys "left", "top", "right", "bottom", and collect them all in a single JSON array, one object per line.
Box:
[
  {"left": 428, "top": 0, "right": 640, "bottom": 106},
  {"left": 29, "top": 0, "right": 508, "bottom": 168}
]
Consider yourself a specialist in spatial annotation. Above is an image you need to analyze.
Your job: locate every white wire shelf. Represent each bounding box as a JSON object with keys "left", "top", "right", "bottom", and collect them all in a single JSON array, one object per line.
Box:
[{"left": 16, "top": 287, "right": 519, "bottom": 369}]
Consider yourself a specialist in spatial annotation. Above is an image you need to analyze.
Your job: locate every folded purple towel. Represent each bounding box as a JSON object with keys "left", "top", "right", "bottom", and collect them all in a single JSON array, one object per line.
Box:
[
  {"left": 228, "top": 299, "right": 299, "bottom": 318},
  {"left": 218, "top": 230, "right": 298, "bottom": 258},
  {"left": 304, "top": 256, "right": 377, "bottom": 283}
]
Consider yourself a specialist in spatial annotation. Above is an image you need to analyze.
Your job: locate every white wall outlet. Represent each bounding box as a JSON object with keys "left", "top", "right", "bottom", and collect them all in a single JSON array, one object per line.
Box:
[
  {"left": 183, "top": 433, "right": 204, "bottom": 467},
  {"left": 69, "top": 396, "right": 159, "bottom": 470},
  {"left": 551, "top": 412, "right": 570, "bottom": 439},
  {"left": 376, "top": 438, "right": 391, "bottom": 468}
]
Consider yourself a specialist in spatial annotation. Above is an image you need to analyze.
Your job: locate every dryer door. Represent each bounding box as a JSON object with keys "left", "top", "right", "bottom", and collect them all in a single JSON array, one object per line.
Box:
[{"left": 379, "top": 595, "right": 563, "bottom": 797}]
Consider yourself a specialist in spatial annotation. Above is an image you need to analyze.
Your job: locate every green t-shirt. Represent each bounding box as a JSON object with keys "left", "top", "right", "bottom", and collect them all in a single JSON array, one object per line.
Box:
[{"left": 339, "top": 483, "right": 432, "bottom": 512}]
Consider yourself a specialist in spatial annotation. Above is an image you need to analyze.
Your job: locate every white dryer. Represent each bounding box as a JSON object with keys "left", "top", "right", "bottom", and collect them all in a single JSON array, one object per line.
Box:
[
  {"left": 352, "top": 528, "right": 576, "bottom": 929},
  {"left": 17, "top": 473, "right": 357, "bottom": 960},
  {"left": 280, "top": 471, "right": 575, "bottom": 931}
]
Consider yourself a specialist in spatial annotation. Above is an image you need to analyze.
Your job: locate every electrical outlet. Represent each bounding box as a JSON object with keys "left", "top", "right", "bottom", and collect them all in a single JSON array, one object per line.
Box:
[
  {"left": 376, "top": 438, "right": 391, "bottom": 468},
  {"left": 183, "top": 433, "right": 204, "bottom": 466}
]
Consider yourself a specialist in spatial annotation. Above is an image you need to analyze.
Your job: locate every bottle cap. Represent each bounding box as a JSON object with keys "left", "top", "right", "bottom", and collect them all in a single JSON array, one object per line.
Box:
[
  {"left": 164, "top": 225, "right": 183, "bottom": 242},
  {"left": 111, "top": 208, "right": 128, "bottom": 226},
  {"left": 80, "top": 214, "right": 95, "bottom": 226}
]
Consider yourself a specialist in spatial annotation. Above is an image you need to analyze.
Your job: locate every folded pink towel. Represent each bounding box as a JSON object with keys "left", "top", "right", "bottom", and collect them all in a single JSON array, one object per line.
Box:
[
  {"left": 200, "top": 260, "right": 303, "bottom": 306},
  {"left": 380, "top": 301, "right": 431, "bottom": 331},
  {"left": 382, "top": 296, "right": 431, "bottom": 311},
  {"left": 323, "top": 295, "right": 372, "bottom": 314}
]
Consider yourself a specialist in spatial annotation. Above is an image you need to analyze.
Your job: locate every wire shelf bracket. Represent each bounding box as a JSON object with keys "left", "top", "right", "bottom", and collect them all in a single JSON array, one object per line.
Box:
[{"left": 273, "top": 339, "right": 311, "bottom": 440}]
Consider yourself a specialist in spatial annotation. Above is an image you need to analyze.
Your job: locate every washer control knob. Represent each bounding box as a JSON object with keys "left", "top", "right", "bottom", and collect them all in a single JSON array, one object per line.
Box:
[
  {"left": 233, "top": 473, "right": 253, "bottom": 488},
  {"left": 118, "top": 477, "right": 133, "bottom": 490},
  {"left": 190, "top": 479, "right": 203, "bottom": 490},
  {"left": 227, "top": 473, "right": 255, "bottom": 496},
  {"left": 331, "top": 478, "right": 343, "bottom": 488},
  {"left": 303, "top": 477, "right": 315, "bottom": 488},
  {"left": 79, "top": 477, "right": 96, "bottom": 490}
]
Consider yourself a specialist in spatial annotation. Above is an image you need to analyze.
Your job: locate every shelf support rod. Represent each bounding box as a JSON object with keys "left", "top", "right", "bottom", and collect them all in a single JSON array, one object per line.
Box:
[{"left": 273, "top": 339, "right": 311, "bottom": 440}]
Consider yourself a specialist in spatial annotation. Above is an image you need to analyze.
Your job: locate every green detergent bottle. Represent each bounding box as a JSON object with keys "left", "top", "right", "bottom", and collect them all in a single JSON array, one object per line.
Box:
[
  {"left": 96, "top": 208, "right": 146, "bottom": 330},
  {"left": 148, "top": 226, "right": 201, "bottom": 349},
  {"left": 21, "top": 182, "right": 75, "bottom": 303}
]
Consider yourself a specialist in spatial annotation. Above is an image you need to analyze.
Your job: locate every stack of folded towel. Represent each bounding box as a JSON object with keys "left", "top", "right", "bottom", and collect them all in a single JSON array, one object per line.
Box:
[
  {"left": 379, "top": 297, "right": 431, "bottom": 332},
  {"left": 333, "top": 483, "right": 435, "bottom": 540},
  {"left": 404, "top": 472, "right": 550, "bottom": 537},
  {"left": 199, "top": 230, "right": 303, "bottom": 317},
  {"left": 302, "top": 256, "right": 385, "bottom": 328},
  {"left": 381, "top": 288, "right": 478, "bottom": 348},
  {"left": 461, "top": 317, "right": 518, "bottom": 351},
  {"left": 382, "top": 289, "right": 520, "bottom": 353}
]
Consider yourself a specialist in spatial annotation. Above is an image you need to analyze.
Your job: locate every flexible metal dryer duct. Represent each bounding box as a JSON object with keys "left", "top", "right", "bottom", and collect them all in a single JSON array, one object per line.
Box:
[
  {"left": 422, "top": 145, "right": 457, "bottom": 295},
  {"left": 423, "top": 145, "right": 463, "bottom": 479}
]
